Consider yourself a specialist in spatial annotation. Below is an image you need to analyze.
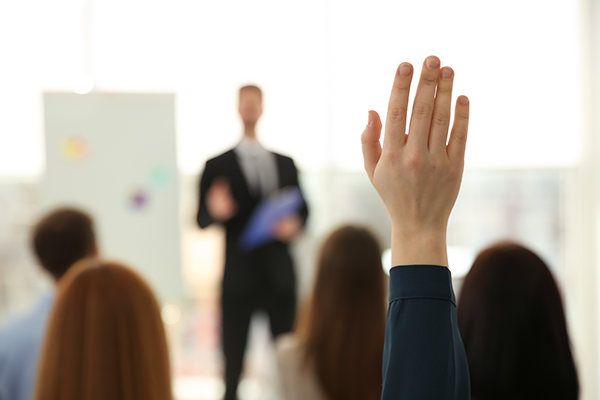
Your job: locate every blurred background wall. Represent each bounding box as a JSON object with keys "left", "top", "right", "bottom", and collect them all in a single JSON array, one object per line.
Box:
[{"left": 0, "top": 0, "right": 599, "bottom": 399}]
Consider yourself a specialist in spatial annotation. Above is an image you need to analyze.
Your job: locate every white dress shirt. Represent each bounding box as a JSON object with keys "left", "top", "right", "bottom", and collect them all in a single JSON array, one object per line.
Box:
[{"left": 234, "top": 136, "right": 279, "bottom": 197}]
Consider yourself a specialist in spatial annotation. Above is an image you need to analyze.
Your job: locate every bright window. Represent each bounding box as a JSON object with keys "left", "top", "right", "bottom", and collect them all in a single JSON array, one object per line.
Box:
[{"left": 0, "top": 0, "right": 582, "bottom": 176}]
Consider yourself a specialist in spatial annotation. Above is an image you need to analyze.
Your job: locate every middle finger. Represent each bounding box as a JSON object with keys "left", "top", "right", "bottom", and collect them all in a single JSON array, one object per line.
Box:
[
  {"left": 406, "top": 56, "right": 441, "bottom": 151},
  {"left": 429, "top": 66, "right": 455, "bottom": 156}
]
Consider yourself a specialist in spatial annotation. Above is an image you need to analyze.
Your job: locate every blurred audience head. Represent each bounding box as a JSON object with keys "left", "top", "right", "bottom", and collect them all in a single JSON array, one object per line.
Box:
[
  {"left": 238, "top": 85, "right": 263, "bottom": 126},
  {"left": 458, "top": 241, "right": 579, "bottom": 400},
  {"left": 296, "top": 225, "right": 386, "bottom": 400},
  {"left": 34, "top": 260, "right": 172, "bottom": 400},
  {"left": 31, "top": 208, "right": 97, "bottom": 280}
]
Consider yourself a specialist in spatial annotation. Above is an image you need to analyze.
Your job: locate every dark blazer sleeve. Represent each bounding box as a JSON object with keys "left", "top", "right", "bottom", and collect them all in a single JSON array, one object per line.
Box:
[
  {"left": 197, "top": 160, "right": 216, "bottom": 229},
  {"left": 382, "top": 265, "right": 470, "bottom": 400},
  {"left": 289, "top": 159, "right": 309, "bottom": 226}
]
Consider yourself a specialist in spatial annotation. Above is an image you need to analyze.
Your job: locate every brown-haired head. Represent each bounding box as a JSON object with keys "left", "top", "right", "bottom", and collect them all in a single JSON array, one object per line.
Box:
[
  {"left": 31, "top": 208, "right": 97, "bottom": 280},
  {"left": 296, "top": 225, "right": 386, "bottom": 400},
  {"left": 34, "top": 260, "right": 172, "bottom": 400},
  {"left": 457, "top": 241, "right": 579, "bottom": 400}
]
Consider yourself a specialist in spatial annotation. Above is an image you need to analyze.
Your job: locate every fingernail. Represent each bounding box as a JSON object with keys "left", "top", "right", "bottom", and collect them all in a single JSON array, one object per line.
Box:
[
  {"left": 368, "top": 112, "right": 372, "bottom": 126},
  {"left": 426, "top": 56, "right": 440, "bottom": 70},
  {"left": 441, "top": 67, "right": 453, "bottom": 79},
  {"left": 399, "top": 63, "right": 412, "bottom": 77},
  {"left": 459, "top": 96, "right": 469, "bottom": 106}
]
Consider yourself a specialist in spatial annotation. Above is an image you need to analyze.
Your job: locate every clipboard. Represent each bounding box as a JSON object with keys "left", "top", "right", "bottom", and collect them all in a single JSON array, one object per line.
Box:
[{"left": 238, "top": 186, "right": 305, "bottom": 251}]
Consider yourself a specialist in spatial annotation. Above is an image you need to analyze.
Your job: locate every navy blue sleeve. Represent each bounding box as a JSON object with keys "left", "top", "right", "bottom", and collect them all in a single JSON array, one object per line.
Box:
[{"left": 381, "top": 265, "right": 470, "bottom": 400}]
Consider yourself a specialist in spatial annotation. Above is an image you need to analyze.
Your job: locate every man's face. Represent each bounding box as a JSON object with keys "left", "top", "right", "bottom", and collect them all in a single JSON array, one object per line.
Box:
[{"left": 238, "top": 91, "right": 263, "bottom": 125}]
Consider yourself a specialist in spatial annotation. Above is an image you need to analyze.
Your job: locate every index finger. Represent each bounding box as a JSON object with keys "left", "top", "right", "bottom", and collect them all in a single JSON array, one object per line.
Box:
[{"left": 383, "top": 63, "right": 413, "bottom": 152}]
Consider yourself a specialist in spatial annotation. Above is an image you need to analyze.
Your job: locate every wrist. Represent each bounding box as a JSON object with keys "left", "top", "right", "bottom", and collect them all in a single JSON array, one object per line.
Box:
[{"left": 390, "top": 225, "right": 448, "bottom": 267}]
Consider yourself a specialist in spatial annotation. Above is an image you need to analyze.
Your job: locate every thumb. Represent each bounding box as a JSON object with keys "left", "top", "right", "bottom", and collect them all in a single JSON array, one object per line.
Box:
[{"left": 361, "top": 110, "right": 383, "bottom": 181}]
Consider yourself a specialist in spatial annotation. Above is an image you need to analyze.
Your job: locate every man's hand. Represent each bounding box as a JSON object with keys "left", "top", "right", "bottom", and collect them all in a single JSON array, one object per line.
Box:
[
  {"left": 272, "top": 215, "right": 302, "bottom": 243},
  {"left": 361, "top": 56, "right": 470, "bottom": 267},
  {"left": 206, "top": 178, "right": 239, "bottom": 222}
]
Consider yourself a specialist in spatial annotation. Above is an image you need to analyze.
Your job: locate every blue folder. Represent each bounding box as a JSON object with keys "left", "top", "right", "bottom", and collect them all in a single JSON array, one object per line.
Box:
[{"left": 239, "top": 186, "right": 305, "bottom": 251}]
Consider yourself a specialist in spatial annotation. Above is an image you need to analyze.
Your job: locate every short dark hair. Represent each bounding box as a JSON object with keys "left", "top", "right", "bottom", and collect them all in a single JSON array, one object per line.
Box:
[
  {"left": 239, "top": 85, "right": 262, "bottom": 100},
  {"left": 31, "top": 208, "right": 96, "bottom": 279},
  {"left": 457, "top": 242, "right": 579, "bottom": 400}
]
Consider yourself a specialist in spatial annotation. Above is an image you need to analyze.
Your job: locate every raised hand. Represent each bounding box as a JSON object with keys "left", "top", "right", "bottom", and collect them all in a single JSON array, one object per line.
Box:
[
  {"left": 206, "top": 177, "right": 239, "bottom": 222},
  {"left": 361, "top": 56, "right": 470, "bottom": 267}
]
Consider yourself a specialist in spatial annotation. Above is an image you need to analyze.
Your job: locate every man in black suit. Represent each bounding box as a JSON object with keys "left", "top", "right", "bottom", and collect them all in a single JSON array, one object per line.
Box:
[{"left": 197, "top": 85, "right": 308, "bottom": 400}]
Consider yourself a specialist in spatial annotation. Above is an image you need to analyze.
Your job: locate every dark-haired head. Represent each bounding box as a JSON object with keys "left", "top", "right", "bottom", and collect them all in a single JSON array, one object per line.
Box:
[
  {"left": 31, "top": 208, "right": 97, "bottom": 280},
  {"left": 296, "top": 225, "right": 386, "bottom": 400},
  {"left": 457, "top": 242, "right": 579, "bottom": 400}
]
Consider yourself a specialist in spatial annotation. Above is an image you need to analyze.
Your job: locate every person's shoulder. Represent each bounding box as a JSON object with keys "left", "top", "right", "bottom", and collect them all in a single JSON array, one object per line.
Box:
[
  {"left": 0, "top": 311, "right": 44, "bottom": 358},
  {"left": 274, "top": 334, "right": 328, "bottom": 400},
  {"left": 0, "top": 309, "right": 38, "bottom": 338},
  {"left": 0, "top": 308, "right": 47, "bottom": 400},
  {"left": 274, "top": 334, "right": 305, "bottom": 384},
  {"left": 205, "top": 149, "right": 235, "bottom": 169},
  {"left": 272, "top": 152, "right": 297, "bottom": 170},
  {"left": 206, "top": 149, "right": 236, "bottom": 163},
  {"left": 275, "top": 332, "right": 298, "bottom": 348},
  {"left": 272, "top": 151, "right": 293, "bottom": 162},
  {"left": 0, "top": 293, "right": 53, "bottom": 355},
  {"left": 275, "top": 333, "right": 302, "bottom": 361}
]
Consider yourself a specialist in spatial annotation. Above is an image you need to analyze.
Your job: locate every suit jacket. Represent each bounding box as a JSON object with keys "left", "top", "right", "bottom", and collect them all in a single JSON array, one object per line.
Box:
[{"left": 197, "top": 149, "right": 309, "bottom": 295}]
